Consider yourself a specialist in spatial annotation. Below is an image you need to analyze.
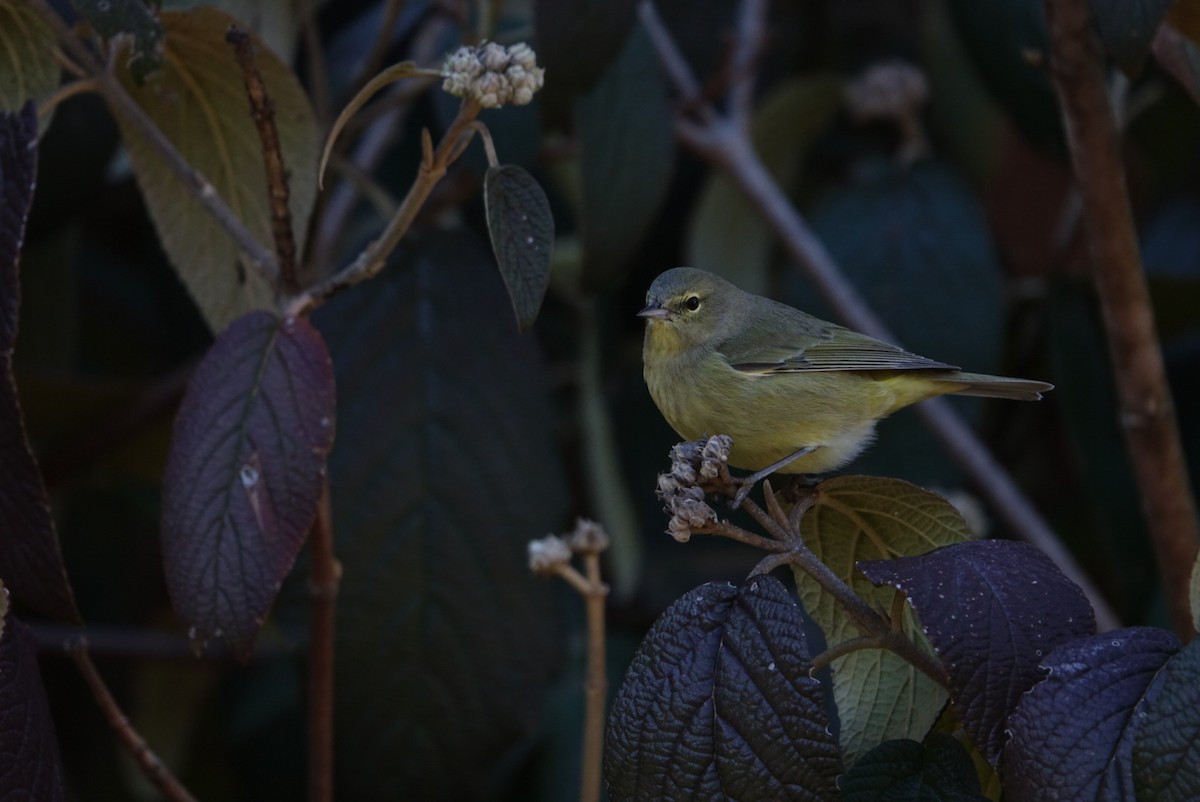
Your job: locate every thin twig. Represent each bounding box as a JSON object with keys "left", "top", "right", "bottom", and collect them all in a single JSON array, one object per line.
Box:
[
  {"left": 68, "top": 640, "right": 198, "bottom": 802},
  {"left": 307, "top": 483, "right": 338, "bottom": 802},
  {"left": 27, "top": 0, "right": 280, "bottom": 284},
  {"left": 580, "top": 551, "right": 608, "bottom": 802},
  {"left": 288, "top": 97, "right": 483, "bottom": 315},
  {"left": 1044, "top": 0, "right": 1200, "bottom": 639},
  {"left": 228, "top": 27, "right": 298, "bottom": 293},
  {"left": 725, "top": 0, "right": 767, "bottom": 129},
  {"left": 810, "top": 635, "right": 883, "bottom": 672},
  {"left": 637, "top": 0, "right": 1120, "bottom": 631}
]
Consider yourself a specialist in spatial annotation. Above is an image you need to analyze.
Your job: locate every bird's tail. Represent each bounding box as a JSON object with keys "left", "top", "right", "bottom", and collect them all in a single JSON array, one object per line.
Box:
[{"left": 939, "top": 372, "right": 1053, "bottom": 401}]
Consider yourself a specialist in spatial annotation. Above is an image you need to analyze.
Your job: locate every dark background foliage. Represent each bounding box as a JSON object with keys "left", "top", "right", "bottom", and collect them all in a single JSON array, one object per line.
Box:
[{"left": 5, "top": 0, "right": 1200, "bottom": 798}]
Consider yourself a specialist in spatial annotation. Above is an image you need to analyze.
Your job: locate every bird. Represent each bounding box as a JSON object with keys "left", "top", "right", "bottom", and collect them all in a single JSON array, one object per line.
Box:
[{"left": 639, "top": 267, "right": 1051, "bottom": 481}]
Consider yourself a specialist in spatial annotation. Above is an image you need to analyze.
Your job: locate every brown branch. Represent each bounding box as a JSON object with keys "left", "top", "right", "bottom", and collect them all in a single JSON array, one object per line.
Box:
[
  {"left": 68, "top": 640, "right": 198, "bottom": 802},
  {"left": 580, "top": 551, "right": 608, "bottom": 802},
  {"left": 228, "top": 27, "right": 299, "bottom": 294},
  {"left": 307, "top": 483, "right": 338, "bottom": 802},
  {"left": 637, "top": 0, "right": 1120, "bottom": 631},
  {"left": 1044, "top": 0, "right": 1200, "bottom": 638}
]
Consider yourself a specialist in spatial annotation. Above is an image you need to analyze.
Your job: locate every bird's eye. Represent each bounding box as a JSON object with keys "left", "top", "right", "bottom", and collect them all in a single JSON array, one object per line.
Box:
[{"left": 684, "top": 295, "right": 701, "bottom": 311}]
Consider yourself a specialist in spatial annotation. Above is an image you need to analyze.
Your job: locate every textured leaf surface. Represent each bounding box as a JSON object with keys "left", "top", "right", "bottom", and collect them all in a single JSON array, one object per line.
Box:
[
  {"left": 0, "top": 1, "right": 59, "bottom": 111},
  {"left": 313, "top": 231, "right": 566, "bottom": 800},
  {"left": 484, "top": 164, "right": 554, "bottom": 331},
  {"left": 792, "top": 476, "right": 971, "bottom": 763},
  {"left": 578, "top": 22, "right": 674, "bottom": 289},
  {"left": 74, "top": 0, "right": 165, "bottom": 82},
  {"left": 162, "top": 311, "right": 335, "bottom": 658},
  {"left": 1090, "top": 0, "right": 1172, "bottom": 75},
  {"left": 605, "top": 577, "right": 841, "bottom": 802},
  {"left": 0, "top": 104, "right": 78, "bottom": 622},
  {"left": 1133, "top": 636, "right": 1200, "bottom": 801},
  {"left": 842, "top": 734, "right": 988, "bottom": 802},
  {"left": 687, "top": 76, "right": 842, "bottom": 296},
  {"left": 113, "top": 6, "right": 319, "bottom": 331},
  {"left": 1003, "top": 627, "right": 1178, "bottom": 802},
  {"left": 859, "top": 540, "right": 1097, "bottom": 765},
  {"left": 0, "top": 595, "right": 65, "bottom": 801}
]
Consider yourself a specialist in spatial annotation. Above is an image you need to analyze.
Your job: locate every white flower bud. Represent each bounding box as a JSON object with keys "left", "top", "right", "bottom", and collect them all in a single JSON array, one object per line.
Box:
[{"left": 481, "top": 41, "right": 510, "bottom": 72}]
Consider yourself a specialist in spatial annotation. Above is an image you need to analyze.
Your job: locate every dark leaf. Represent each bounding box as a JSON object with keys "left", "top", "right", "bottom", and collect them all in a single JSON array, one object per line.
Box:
[
  {"left": 1152, "top": 23, "right": 1200, "bottom": 107},
  {"left": 534, "top": 0, "right": 637, "bottom": 119},
  {"left": 842, "top": 734, "right": 988, "bottom": 802},
  {"left": 0, "top": 104, "right": 79, "bottom": 622},
  {"left": 1090, "top": 0, "right": 1172, "bottom": 76},
  {"left": 0, "top": 1, "right": 59, "bottom": 112},
  {"left": 484, "top": 164, "right": 554, "bottom": 331},
  {"left": 0, "top": 595, "right": 66, "bottom": 800},
  {"left": 73, "top": 0, "right": 165, "bottom": 83},
  {"left": 858, "top": 540, "right": 1097, "bottom": 764},
  {"left": 161, "top": 311, "right": 335, "bottom": 658},
  {"left": 1003, "top": 627, "right": 1179, "bottom": 802},
  {"left": 313, "top": 230, "right": 567, "bottom": 800},
  {"left": 605, "top": 577, "right": 842, "bottom": 802},
  {"left": 578, "top": 22, "right": 674, "bottom": 289},
  {"left": 1133, "top": 636, "right": 1200, "bottom": 801}
]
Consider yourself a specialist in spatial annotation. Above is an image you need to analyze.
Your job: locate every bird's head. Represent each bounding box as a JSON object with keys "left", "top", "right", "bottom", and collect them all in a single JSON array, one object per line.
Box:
[{"left": 638, "top": 267, "right": 743, "bottom": 353}]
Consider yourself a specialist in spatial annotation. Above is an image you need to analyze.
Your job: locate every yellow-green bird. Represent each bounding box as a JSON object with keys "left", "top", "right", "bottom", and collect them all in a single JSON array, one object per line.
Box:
[{"left": 640, "top": 267, "right": 1052, "bottom": 477}]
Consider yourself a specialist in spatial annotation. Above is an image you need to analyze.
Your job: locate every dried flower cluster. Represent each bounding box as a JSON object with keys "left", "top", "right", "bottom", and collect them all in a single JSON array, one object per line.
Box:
[
  {"left": 844, "top": 60, "right": 929, "bottom": 122},
  {"left": 655, "top": 436, "right": 733, "bottom": 542},
  {"left": 442, "top": 42, "right": 545, "bottom": 108}
]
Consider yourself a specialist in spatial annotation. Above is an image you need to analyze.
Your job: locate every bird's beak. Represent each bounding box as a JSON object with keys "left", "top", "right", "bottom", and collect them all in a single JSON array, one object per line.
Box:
[{"left": 638, "top": 302, "right": 670, "bottom": 320}]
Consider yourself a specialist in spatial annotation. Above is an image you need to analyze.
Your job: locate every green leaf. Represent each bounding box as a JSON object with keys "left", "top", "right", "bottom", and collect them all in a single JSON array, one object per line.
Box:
[
  {"left": 1090, "top": 0, "right": 1172, "bottom": 76},
  {"left": 1133, "top": 636, "right": 1200, "bottom": 801},
  {"left": 74, "top": 0, "right": 165, "bottom": 83},
  {"left": 0, "top": 0, "right": 60, "bottom": 111},
  {"left": 484, "top": 164, "right": 554, "bottom": 331},
  {"left": 313, "top": 230, "right": 567, "bottom": 799},
  {"left": 687, "top": 75, "right": 843, "bottom": 296},
  {"left": 578, "top": 22, "right": 674, "bottom": 290},
  {"left": 112, "top": 6, "right": 319, "bottom": 332},
  {"left": 791, "top": 476, "right": 973, "bottom": 764}
]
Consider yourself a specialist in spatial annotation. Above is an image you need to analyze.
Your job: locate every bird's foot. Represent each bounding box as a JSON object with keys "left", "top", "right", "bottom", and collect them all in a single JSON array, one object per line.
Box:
[{"left": 728, "top": 445, "right": 818, "bottom": 509}]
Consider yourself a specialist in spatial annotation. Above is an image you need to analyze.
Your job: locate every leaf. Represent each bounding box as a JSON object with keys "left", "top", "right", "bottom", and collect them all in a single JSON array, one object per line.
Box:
[
  {"left": 687, "top": 75, "right": 843, "bottom": 296},
  {"left": 1133, "top": 636, "right": 1200, "bottom": 801},
  {"left": 605, "top": 578, "right": 842, "bottom": 802},
  {"left": 484, "top": 164, "right": 554, "bottom": 331},
  {"left": 1152, "top": 23, "right": 1200, "bottom": 107},
  {"left": 318, "top": 60, "right": 421, "bottom": 188},
  {"left": 0, "top": 103, "right": 79, "bottom": 622},
  {"left": 0, "top": 0, "right": 60, "bottom": 111},
  {"left": 0, "top": 592, "right": 66, "bottom": 801},
  {"left": 1089, "top": 0, "right": 1172, "bottom": 76},
  {"left": 533, "top": 0, "right": 637, "bottom": 120},
  {"left": 578, "top": 21, "right": 674, "bottom": 290},
  {"left": 842, "top": 734, "right": 989, "bottom": 802},
  {"left": 112, "top": 6, "right": 319, "bottom": 332},
  {"left": 1002, "top": 627, "right": 1178, "bottom": 802},
  {"left": 161, "top": 310, "right": 335, "bottom": 658},
  {"left": 75, "top": 0, "right": 165, "bottom": 83},
  {"left": 1191, "top": 552, "right": 1200, "bottom": 633},
  {"left": 858, "top": 540, "right": 1097, "bottom": 765},
  {"left": 312, "top": 230, "right": 567, "bottom": 800},
  {"left": 792, "top": 476, "right": 972, "bottom": 763}
]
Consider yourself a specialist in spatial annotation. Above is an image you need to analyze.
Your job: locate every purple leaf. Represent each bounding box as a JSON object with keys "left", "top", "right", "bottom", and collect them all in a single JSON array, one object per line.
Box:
[
  {"left": 605, "top": 577, "right": 842, "bottom": 801},
  {"left": 858, "top": 540, "right": 1096, "bottom": 765},
  {"left": 0, "top": 103, "right": 80, "bottom": 623},
  {"left": 1132, "top": 635, "right": 1200, "bottom": 801},
  {"left": 1003, "top": 627, "right": 1179, "bottom": 802},
  {"left": 0, "top": 606, "right": 66, "bottom": 800},
  {"left": 162, "top": 311, "right": 335, "bottom": 658}
]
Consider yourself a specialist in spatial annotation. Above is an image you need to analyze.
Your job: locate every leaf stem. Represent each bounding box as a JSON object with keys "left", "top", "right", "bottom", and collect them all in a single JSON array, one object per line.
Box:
[
  {"left": 27, "top": 0, "right": 280, "bottom": 285},
  {"left": 228, "top": 27, "right": 299, "bottom": 294},
  {"left": 637, "top": 0, "right": 1119, "bottom": 631},
  {"left": 1044, "top": 0, "right": 1200, "bottom": 638},
  {"left": 307, "top": 483, "right": 338, "bottom": 802},
  {"left": 68, "top": 639, "right": 198, "bottom": 802}
]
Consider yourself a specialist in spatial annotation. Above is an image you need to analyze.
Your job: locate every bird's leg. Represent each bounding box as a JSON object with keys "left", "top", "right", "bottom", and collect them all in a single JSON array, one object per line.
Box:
[{"left": 730, "top": 445, "right": 818, "bottom": 509}]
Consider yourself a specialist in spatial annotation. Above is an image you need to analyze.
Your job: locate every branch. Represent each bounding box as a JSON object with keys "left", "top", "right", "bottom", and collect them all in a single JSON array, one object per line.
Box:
[
  {"left": 228, "top": 27, "right": 299, "bottom": 293},
  {"left": 307, "top": 483, "right": 338, "bottom": 802},
  {"left": 637, "top": 0, "right": 1120, "bottom": 631},
  {"left": 68, "top": 640, "right": 197, "bottom": 802},
  {"left": 28, "top": 0, "right": 280, "bottom": 284},
  {"left": 1044, "top": 0, "right": 1200, "bottom": 638}
]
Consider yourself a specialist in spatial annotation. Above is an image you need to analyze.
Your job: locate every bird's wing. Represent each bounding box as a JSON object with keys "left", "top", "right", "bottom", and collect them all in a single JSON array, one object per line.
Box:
[{"left": 721, "top": 311, "right": 958, "bottom": 374}]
